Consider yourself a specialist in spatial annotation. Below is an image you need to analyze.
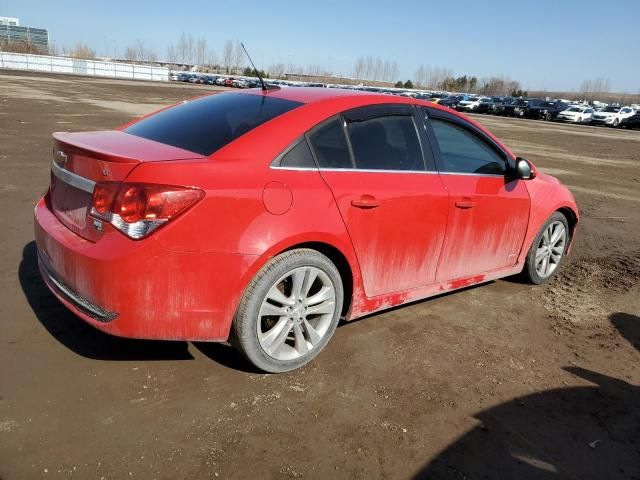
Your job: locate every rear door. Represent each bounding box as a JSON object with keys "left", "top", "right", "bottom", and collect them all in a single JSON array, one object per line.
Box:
[
  {"left": 308, "top": 105, "right": 449, "bottom": 297},
  {"left": 422, "top": 109, "right": 530, "bottom": 282}
]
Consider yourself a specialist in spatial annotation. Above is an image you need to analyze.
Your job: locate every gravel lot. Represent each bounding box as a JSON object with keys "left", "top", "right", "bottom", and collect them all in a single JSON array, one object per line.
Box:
[{"left": 1, "top": 71, "right": 639, "bottom": 480}]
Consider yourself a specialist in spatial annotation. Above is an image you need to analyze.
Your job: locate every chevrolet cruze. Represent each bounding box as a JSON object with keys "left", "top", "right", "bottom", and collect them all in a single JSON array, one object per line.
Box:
[{"left": 34, "top": 87, "right": 578, "bottom": 372}]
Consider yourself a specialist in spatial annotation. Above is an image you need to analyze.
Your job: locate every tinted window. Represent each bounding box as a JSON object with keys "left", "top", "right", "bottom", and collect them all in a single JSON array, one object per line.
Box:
[
  {"left": 430, "top": 119, "right": 506, "bottom": 175},
  {"left": 307, "top": 118, "right": 352, "bottom": 169},
  {"left": 347, "top": 116, "right": 424, "bottom": 171},
  {"left": 279, "top": 139, "right": 316, "bottom": 168},
  {"left": 125, "top": 93, "right": 302, "bottom": 156}
]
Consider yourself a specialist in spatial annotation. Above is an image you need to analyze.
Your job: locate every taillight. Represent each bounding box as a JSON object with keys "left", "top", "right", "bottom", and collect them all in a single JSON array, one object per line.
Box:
[
  {"left": 91, "top": 182, "right": 204, "bottom": 239},
  {"left": 93, "top": 183, "right": 119, "bottom": 215}
]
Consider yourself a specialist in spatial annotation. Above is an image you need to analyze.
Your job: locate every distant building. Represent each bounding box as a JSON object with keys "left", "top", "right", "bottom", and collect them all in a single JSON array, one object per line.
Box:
[
  {"left": 0, "top": 17, "right": 49, "bottom": 53},
  {"left": 0, "top": 16, "right": 19, "bottom": 26}
]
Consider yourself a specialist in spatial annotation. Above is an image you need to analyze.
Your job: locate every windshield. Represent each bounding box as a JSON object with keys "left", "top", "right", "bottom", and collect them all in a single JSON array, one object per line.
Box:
[
  {"left": 567, "top": 107, "right": 581, "bottom": 112},
  {"left": 125, "top": 93, "right": 302, "bottom": 156},
  {"left": 602, "top": 106, "right": 620, "bottom": 112}
]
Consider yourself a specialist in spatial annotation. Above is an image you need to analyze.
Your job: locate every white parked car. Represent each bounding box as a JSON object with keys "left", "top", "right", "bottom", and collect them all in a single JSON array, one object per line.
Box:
[
  {"left": 591, "top": 106, "right": 637, "bottom": 127},
  {"left": 556, "top": 106, "right": 595, "bottom": 124},
  {"left": 457, "top": 96, "right": 487, "bottom": 111}
]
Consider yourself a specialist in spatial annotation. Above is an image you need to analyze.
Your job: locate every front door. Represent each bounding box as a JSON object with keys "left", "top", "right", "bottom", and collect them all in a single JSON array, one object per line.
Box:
[{"left": 425, "top": 112, "right": 530, "bottom": 282}]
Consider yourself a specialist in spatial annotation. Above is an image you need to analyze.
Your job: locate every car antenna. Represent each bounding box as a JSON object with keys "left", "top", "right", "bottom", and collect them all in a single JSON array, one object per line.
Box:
[{"left": 240, "top": 42, "right": 277, "bottom": 92}]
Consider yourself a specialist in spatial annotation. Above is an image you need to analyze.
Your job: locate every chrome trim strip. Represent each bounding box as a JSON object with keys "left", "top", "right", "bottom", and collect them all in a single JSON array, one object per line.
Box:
[
  {"left": 270, "top": 165, "right": 504, "bottom": 177},
  {"left": 51, "top": 160, "right": 96, "bottom": 193},
  {"left": 438, "top": 171, "right": 505, "bottom": 178},
  {"left": 321, "top": 168, "right": 439, "bottom": 174},
  {"left": 270, "top": 166, "right": 439, "bottom": 174},
  {"left": 270, "top": 166, "right": 318, "bottom": 171}
]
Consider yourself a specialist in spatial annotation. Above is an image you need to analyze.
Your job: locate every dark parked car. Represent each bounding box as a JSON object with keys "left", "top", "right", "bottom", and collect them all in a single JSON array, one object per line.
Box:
[
  {"left": 500, "top": 99, "right": 529, "bottom": 117},
  {"left": 620, "top": 112, "right": 640, "bottom": 129},
  {"left": 525, "top": 100, "right": 570, "bottom": 121},
  {"left": 476, "top": 97, "right": 499, "bottom": 114},
  {"left": 439, "top": 95, "right": 465, "bottom": 109},
  {"left": 429, "top": 93, "right": 449, "bottom": 102}
]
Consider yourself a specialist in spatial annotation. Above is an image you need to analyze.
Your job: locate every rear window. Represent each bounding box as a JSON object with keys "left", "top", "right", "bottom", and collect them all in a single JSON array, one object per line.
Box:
[{"left": 124, "top": 93, "right": 302, "bottom": 156}]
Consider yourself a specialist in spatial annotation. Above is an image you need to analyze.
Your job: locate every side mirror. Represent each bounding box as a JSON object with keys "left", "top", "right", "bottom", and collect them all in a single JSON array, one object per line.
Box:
[{"left": 515, "top": 157, "right": 536, "bottom": 180}]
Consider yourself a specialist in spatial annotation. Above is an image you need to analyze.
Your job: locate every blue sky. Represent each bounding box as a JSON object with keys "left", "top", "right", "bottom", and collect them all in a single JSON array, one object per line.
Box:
[{"left": 4, "top": 0, "right": 639, "bottom": 92}]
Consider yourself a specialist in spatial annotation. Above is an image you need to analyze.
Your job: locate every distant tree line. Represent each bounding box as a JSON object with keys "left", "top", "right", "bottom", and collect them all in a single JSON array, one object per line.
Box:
[
  {"left": 1, "top": 39, "right": 46, "bottom": 55},
  {"left": 4, "top": 33, "right": 632, "bottom": 101}
]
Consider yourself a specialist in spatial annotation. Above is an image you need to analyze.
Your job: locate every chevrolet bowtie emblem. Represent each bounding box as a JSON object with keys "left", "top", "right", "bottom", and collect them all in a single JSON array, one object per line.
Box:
[{"left": 55, "top": 150, "right": 68, "bottom": 168}]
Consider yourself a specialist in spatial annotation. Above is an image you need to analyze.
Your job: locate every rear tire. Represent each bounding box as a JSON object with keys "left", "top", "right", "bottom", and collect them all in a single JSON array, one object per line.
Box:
[
  {"left": 521, "top": 212, "right": 570, "bottom": 285},
  {"left": 232, "top": 249, "right": 343, "bottom": 373}
]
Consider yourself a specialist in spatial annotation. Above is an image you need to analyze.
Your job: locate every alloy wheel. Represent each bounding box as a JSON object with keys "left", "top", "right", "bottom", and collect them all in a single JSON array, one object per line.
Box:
[
  {"left": 535, "top": 221, "right": 566, "bottom": 278},
  {"left": 257, "top": 266, "right": 336, "bottom": 361}
]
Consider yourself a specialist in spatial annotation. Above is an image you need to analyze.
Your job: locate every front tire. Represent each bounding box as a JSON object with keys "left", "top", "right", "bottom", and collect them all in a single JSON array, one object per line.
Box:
[
  {"left": 232, "top": 249, "right": 344, "bottom": 373},
  {"left": 522, "top": 212, "right": 570, "bottom": 284}
]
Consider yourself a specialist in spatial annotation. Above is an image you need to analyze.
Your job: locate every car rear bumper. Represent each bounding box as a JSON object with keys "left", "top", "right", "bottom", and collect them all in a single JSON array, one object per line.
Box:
[{"left": 34, "top": 194, "right": 256, "bottom": 341}]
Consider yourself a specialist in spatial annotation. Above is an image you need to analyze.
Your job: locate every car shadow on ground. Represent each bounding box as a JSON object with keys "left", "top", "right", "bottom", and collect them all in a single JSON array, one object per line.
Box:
[
  {"left": 413, "top": 312, "right": 640, "bottom": 480},
  {"left": 191, "top": 342, "right": 258, "bottom": 374},
  {"left": 19, "top": 241, "right": 194, "bottom": 361}
]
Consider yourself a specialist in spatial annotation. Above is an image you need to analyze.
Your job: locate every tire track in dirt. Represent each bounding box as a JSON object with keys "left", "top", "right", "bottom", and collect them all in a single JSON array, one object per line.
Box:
[{"left": 544, "top": 252, "right": 640, "bottom": 329}]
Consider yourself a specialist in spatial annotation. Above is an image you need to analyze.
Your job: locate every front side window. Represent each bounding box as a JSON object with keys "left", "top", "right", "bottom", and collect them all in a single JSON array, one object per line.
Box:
[
  {"left": 346, "top": 115, "right": 424, "bottom": 171},
  {"left": 125, "top": 93, "right": 302, "bottom": 156},
  {"left": 307, "top": 118, "right": 352, "bottom": 169},
  {"left": 430, "top": 118, "right": 506, "bottom": 175}
]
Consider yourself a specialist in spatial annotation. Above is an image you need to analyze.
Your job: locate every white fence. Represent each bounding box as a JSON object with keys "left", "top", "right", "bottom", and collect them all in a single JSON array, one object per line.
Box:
[{"left": 0, "top": 52, "right": 169, "bottom": 82}]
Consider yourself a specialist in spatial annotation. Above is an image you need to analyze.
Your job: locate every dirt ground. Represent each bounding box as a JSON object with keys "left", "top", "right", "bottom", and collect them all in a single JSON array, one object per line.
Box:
[{"left": 1, "top": 71, "right": 639, "bottom": 480}]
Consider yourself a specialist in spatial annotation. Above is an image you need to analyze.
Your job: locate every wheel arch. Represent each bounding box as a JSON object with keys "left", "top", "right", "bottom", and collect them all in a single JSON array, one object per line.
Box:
[
  {"left": 281, "top": 241, "right": 354, "bottom": 317},
  {"left": 557, "top": 206, "right": 578, "bottom": 241}
]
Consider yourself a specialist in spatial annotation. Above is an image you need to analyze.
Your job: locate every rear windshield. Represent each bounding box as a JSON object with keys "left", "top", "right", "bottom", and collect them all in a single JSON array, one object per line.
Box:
[{"left": 124, "top": 93, "right": 302, "bottom": 156}]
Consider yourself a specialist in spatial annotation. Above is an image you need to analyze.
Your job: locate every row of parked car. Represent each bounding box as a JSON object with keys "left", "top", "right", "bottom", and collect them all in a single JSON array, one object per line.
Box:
[
  {"left": 433, "top": 94, "right": 640, "bottom": 128},
  {"left": 169, "top": 72, "right": 640, "bottom": 129},
  {"left": 170, "top": 72, "right": 261, "bottom": 89}
]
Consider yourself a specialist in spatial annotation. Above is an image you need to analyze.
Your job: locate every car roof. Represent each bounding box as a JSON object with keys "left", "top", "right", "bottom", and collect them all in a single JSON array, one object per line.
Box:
[
  {"left": 238, "top": 86, "right": 375, "bottom": 104},
  {"left": 206, "top": 87, "right": 515, "bottom": 160},
  {"left": 228, "top": 87, "right": 468, "bottom": 117}
]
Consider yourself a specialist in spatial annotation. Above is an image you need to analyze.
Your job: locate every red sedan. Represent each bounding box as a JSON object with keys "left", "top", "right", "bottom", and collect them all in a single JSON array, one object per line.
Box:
[{"left": 34, "top": 88, "right": 578, "bottom": 372}]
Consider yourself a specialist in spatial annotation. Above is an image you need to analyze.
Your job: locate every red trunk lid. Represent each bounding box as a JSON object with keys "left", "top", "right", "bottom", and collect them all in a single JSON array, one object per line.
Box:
[{"left": 49, "top": 131, "right": 203, "bottom": 242}]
